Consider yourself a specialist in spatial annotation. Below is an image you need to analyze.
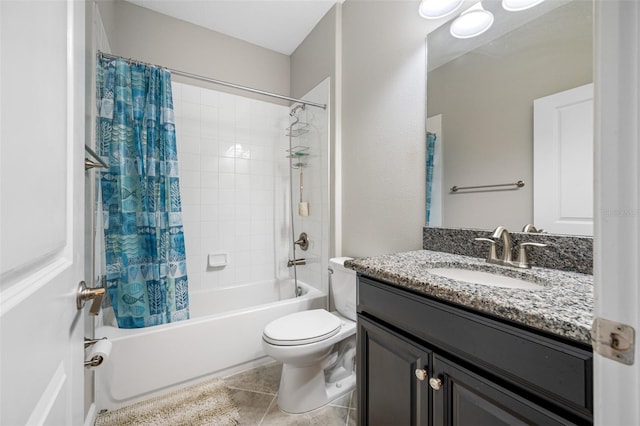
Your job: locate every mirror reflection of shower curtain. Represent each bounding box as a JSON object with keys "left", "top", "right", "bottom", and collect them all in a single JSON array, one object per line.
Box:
[
  {"left": 96, "top": 57, "right": 190, "bottom": 328},
  {"left": 426, "top": 114, "right": 443, "bottom": 227},
  {"left": 426, "top": 132, "right": 436, "bottom": 225}
]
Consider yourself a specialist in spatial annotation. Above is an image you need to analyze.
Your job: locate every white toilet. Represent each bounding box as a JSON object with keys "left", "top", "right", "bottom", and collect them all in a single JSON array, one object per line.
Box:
[{"left": 262, "top": 257, "right": 357, "bottom": 414}]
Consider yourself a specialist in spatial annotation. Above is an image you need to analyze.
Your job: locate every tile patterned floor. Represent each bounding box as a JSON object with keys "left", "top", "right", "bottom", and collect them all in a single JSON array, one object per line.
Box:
[{"left": 224, "top": 363, "right": 357, "bottom": 426}]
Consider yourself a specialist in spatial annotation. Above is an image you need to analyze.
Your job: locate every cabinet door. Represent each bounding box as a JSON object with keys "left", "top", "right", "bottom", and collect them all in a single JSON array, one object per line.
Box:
[
  {"left": 432, "top": 355, "right": 573, "bottom": 426},
  {"left": 358, "top": 315, "right": 430, "bottom": 426}
]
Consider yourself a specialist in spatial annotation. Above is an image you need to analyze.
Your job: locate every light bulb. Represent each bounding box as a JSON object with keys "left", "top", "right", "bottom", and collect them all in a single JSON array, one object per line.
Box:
[
  {"left": 502, "top": 0, "right": 545, "bottom": 12},
  {"left": 450, "top": 2, "right": 494, "bottom": 39},
  {"left": 419, "top": 0, "right": 464, "bottom": 19}
]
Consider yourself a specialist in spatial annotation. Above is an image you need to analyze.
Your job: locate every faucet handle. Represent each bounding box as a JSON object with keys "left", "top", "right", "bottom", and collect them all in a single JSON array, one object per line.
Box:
[
  {"left": 475, "top": 238, "right": 499, "bottom": 263},
  {"left": 515, "top": 242, "right": 548, "bottom": 268},
  {"left": 522, "top": 224, "right": 544, "bottom": 233}
]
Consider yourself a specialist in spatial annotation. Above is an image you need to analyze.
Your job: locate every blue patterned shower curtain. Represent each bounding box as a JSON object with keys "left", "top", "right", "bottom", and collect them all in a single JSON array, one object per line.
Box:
[{"left": 96, "top": 57, "right": 189, "bottom": 328}]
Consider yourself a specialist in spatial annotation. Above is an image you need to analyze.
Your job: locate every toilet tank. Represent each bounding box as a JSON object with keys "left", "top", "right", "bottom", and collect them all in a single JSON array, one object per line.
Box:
[{"left": 329, "top": 257, "right": 357, "bottom": 321}]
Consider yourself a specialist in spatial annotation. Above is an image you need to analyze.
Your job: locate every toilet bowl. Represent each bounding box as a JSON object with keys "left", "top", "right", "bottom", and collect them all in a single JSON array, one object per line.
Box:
[{"left": 262, "top": 257, "right": 357, "bottom": 414}]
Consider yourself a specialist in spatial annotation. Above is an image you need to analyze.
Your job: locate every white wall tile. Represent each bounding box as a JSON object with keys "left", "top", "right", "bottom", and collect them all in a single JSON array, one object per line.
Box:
[
  {"left": 219, "top": 189, "right": 235, "bottom": 206},
  {"left": 236, "top": 158, "right": 250, "bottom": 174},
  {"left": 200, "top": 204, "right": 219, "bottom": 222},
  {"left": 219, "top": 173, "right": 235, "bottom": 190},
  {"left": 182, "top": 84, "right": 201, "bottom": 104},
  {"left": 173, "top": 83, "right": 297, "bottom": 289},
  {"left": 201, "top": 88, "right": 219, "bottom": 107},
  {"left": 218, "top": 224, "right": 236, "bottom": 250},
  {"left": 235, "top": 174, "right": 251, "bottom": 191},
  {"left": 235, "top": 267, "right": 253, "bottom": 284},
  {"left": 200, "top": 138, "right": 219, "bottom": 156},
  {"left": 219, "top": 157, "right": 235, "bottom": 174},
  {"left": 216, "top": 267, "right": 235, "bottom": 287},
  {"left": 172, "top": 82, "right": 184, "bottom": 99},
  {"left": 180, "top": 170, "right": 200, "bottom": 188},
  {"left": 180, "top": 135, "right": 201, "bottom": 154},
  {"left": 201, "top": 270, "right": 219, "bottom": 288},
  {"left": 200, "top": 171, "right": 219, "bottom": 189},
  {"left": 200, "top": 188, "right": 218, "bottom": 205},
  {"left": 181, "top": 204, "right": 201, "bottom": 223},
  {"left": 201, "top": 221, "right": 219, "bottom": 241},
  {"left": 200, "top": 155, "right": 219, "bottom": 172},
  {"left": 180, "top": 153, "right": 201, "bottom": 172},
  {"left": 180, "top": 187, "right": 201, "bottom": 206},
  {"left": 219, "top": 203, "right": 235, "bottom": 222},
  {"left": 235, "top": 190, "right": 252, "bottom": 206}
]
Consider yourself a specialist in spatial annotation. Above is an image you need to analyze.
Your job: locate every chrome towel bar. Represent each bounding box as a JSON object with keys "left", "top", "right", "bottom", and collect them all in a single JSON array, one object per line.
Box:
[{"left": 451, "top": 180, "right": 524, "bottom": 193}]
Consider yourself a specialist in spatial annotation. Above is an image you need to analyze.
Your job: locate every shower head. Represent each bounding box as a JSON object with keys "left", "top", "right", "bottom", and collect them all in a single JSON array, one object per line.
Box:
[{"left": 290, "top": 104, "right": 305, "bottom": 117}]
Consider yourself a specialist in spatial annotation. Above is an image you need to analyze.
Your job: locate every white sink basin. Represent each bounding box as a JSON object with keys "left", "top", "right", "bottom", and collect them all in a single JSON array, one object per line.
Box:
[{"left": 427, "top": 268, "right": 543, "bottom": 290}]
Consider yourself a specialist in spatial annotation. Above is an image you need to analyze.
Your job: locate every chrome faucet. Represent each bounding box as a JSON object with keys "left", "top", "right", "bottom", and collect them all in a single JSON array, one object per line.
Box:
[
  {"left": 475, "top": 226, "right": 548, "bottom": 269},
  {"left": 491, "top": 226, "right": 513, "bottom": 263},
  {"left": 287, "top": 258, "right": 306, "bottom": 267}
]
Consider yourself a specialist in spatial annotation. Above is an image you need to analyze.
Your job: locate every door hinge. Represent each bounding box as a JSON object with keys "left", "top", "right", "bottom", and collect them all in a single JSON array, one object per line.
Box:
[{"left": 591, "top": 317, "right": 635, "bottom": 365}]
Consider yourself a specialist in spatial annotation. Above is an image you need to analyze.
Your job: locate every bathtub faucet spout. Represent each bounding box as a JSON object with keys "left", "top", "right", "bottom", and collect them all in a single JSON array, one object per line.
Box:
[{"left": 287, "top": 258, "right": 306, "bottom": 267}]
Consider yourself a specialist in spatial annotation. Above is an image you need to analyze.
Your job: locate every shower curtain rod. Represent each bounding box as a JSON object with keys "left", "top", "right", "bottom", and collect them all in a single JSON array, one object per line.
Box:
[{"left": 98, "top": 51, "right": 327, "bottom": 110}]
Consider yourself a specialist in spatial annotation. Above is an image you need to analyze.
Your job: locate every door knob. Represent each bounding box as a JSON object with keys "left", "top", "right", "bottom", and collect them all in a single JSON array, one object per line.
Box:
[
  {"left": 415, "top": 368, "right": 428, "bottom": 381},
  {"left": 76, "top": 281, "right": 106, "bottom": 315},
  {"left": 429, "top": 377, "right": 443, "bottom": 391}
]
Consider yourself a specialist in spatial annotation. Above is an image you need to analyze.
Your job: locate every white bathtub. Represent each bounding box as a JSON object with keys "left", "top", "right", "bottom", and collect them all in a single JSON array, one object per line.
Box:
[{"left": 95, "top": 280, "right": 325, "bottom": 411}]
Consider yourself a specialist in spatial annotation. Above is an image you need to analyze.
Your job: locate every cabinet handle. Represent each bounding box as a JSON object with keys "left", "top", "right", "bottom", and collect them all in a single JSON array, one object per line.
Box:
[
  {"left": 429, "top": 377, "right": 443, "bottom": 391},
  {"left": 415, "top": 368, "right": 428, "bottom": 381}
]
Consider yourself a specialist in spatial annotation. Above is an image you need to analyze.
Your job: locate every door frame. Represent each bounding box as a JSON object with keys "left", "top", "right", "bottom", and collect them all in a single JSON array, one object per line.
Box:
[{"left": 594, "top": 1, "right": 640, "bottom": 424}]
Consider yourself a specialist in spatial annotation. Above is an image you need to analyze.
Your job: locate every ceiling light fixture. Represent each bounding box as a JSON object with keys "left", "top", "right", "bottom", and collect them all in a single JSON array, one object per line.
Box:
[
  {"left": 418, "top": 0, "right": 464, "bottom": 19},
  {"left": 450, "top": 2, "right": 494, "bottom": 39},
  {"left": 501, "top": 0, "right": 545, "bottom": 12}
]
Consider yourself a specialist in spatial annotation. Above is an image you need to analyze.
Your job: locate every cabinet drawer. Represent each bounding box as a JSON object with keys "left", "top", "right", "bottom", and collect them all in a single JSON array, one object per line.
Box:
[{"left": 358, "top": 276, "right": 593, "bottom": 417}]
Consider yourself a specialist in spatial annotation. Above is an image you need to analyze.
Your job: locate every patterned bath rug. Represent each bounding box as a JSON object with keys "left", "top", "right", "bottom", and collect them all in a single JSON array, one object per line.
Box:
[{"left": 95, "top": 377, "right": 239, "bottom": 426}]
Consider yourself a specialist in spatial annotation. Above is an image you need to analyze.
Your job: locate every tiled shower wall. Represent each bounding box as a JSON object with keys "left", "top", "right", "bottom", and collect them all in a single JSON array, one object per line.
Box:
[{"left": 173, "top": 82, "right": 290, "bottom": 293}]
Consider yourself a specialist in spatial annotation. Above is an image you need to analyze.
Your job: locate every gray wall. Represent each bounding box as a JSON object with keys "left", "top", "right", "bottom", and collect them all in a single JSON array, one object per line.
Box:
[
  {"left": 98, "top": 0, "right": 290, "bottom": 103},
  {"left": 427, "top": 2, "right": 592, "bottom": 230},
  {"left": 341, "top": 1, "right": 434, "bottom": 257},
  {"left": 290, "top": 5, "right": 337, "bottom": 100}
]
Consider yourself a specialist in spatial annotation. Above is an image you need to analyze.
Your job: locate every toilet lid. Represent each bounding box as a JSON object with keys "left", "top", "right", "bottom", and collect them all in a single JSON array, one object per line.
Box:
[{"left": 263, "top": 309, "right": 342, "bottom": 346}]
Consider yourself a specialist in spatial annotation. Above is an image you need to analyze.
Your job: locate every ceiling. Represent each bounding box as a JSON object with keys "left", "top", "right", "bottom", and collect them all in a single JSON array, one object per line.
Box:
[{"left": 124, "top": 0, "right": 340, "bottom": 55}]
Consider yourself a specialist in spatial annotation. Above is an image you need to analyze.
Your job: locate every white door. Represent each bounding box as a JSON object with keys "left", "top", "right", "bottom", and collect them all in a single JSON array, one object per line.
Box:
[
  {"left": 533, "top": 83, "right": 594, "bottom": 236},
  {"left": 1, "top": 1, "right": 86, "bottom": 425}
]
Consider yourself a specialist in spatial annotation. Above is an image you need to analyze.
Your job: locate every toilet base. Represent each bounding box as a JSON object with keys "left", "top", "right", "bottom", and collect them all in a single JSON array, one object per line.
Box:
[{"left": 277, "top": 362, "right": 356, "bottom": 414}]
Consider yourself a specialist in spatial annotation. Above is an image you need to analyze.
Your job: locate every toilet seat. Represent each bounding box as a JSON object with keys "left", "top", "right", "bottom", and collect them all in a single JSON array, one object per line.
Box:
[{"left": 263, "top": 309, "right": 342, "bottom": 346}]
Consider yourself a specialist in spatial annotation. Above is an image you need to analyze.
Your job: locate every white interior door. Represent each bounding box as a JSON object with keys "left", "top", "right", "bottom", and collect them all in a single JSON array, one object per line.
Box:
[
  {"left": 1, "top": 1, "right": 86, "bottom": 425},
  {"left": 533, "top": 83, "right": 594, "bottom": 236}
]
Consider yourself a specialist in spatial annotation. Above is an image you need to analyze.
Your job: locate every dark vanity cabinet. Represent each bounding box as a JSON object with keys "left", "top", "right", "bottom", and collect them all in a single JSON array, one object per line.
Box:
[
  {"left": 358, "top": 315, "right": 431, "bottom": 425},
  {"left": 357, "top": 276, "right": 593, "bottom": 426}
]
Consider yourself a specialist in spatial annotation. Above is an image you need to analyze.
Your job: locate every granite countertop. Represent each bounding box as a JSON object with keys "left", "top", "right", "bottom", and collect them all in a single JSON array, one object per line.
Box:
[{"left": 346, "top": 250, "right": 594, "bottom": 346}]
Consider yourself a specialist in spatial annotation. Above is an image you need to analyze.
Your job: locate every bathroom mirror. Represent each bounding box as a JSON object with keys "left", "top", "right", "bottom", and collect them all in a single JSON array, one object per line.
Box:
[{"left": 426, "top": 0, "right": 593, "bottom": 234}]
